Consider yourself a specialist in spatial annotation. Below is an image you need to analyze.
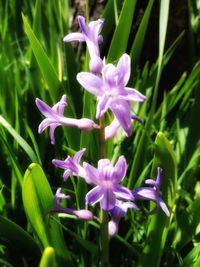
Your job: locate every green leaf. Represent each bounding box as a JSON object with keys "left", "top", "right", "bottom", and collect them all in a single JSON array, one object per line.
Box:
[
  {"left": 107, "top": 0, "right": 137, "bottom": 62},
  {"left": 158, "top": 0, "right": 170, "bottom": 71},
  {"left": 182, "top": 244, "right": 200, "bottom": 267},
  {"left": 22, "top": 14, "right": 80, "bottom": 150},
  {"left": 0, "top": 115, "right": 40, "bottom": 164},
  {"left": 101, "top": 0, "right": 122, "bottom": 53},
  {"left": 140, "top": 132, "right": 177, "bottom": 267},
  {"left": 128, "top": 0, "right": 171, "bottom": 189},
  {"left": 130, "top": 0, "right": 154, "bottom": 76},
  {"left": 22, "top": 163, "right": 72, "bottom": 266},
  {"left": 53, "top": 217, "right": 98, "bottom": 255},
  {"left": 0, "top": 215, "right": 41, "bottom": 265},
  {"left": 39, "top": 247, "right": 57, "bottom": 267},
  {"left": 172, "top": 197, "right": 200, "bottom": 250},
  {"left": 64, "top": 44, "right": 83, "bottom": 118},
  {"left": 22, "top": 13, "right": 60, "bottom": 101}
]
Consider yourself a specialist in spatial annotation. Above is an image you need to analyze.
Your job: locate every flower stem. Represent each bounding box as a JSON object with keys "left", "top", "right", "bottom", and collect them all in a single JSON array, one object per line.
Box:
[
  {"left": 101, "top": 209, "right": 109, "bottom": 267},
  {"left": 99, "top": 116, "right": 109, "bottom": 267}
]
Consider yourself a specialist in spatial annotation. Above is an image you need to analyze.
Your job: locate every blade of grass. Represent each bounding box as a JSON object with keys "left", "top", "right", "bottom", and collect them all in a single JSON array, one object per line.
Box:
[
  {"left": 22, "top": 13, "right": 60, "bottom": 101},
  {"left": 130, "top": 0, "right": 154, "bottom": 79},
  {"left": 140, "top": 132, "right": 177, "bottom": 267},
  {"left": 0, "top": 115, "right": 40, "bottom": 164},
  {"left": 107, "top": 0, "right": 137, "bottom": 62},
  {"left": 128, "top": 0, "right": 170, "bottom": 189}
]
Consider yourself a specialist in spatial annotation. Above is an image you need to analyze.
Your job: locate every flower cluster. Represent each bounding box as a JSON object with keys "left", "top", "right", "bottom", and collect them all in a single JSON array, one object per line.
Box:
[{"left": 36, "top": 16, "right": 169, "bottom": 237}]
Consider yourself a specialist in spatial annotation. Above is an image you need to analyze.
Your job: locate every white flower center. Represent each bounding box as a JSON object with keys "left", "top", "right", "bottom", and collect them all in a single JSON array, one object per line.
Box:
[{"left": 105, "top": 87, "right": 118, "bottom": 99}]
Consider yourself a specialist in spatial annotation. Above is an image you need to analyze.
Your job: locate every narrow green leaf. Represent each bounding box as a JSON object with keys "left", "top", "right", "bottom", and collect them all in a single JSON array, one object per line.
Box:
[
  {"left": 159, "top": 0, "right": 170, "bottom": 69},
  {"left": 172, "top": 197, "right": 200, "bottom": 250},
  {"left": 22, "top": 13, "right": 60, "bottom": 101},
  {"left": 140, "top": 132, "right": 177, "bottom": 267},
  {"left": 39, "top": 247, "right": 57, "bottom": 267},
  {"left": 130, "top": 0, "right": 154, "bottom": 75},
  {"left": 193, "top": 254, "right": 200, "bottom": 267},
  {"left": 101, "top": 0, "right": 122, "bottom": 53},
  {"left": 32, "top": 0, "right": 41, "bottom": 38},
  {"left": 64, "top": 44, "right": 83, "bottom": 118},
  {"left": 182, "top": 244, "right": 200, "bottom": 267},
  {"left": 23, "top": 14, "right": 80, "bottom": 150},
  {"left": 107, "top": 0, "right": 137, "bottom": 62},
  {"left": 22, "top": 163, "right": 72, "bottom": 266},
  {"left": 0, "top": 115, "right": 40, "bottom": 164},
  {"left": 128, "top": 0, "right": 171, "bottom": 189}
]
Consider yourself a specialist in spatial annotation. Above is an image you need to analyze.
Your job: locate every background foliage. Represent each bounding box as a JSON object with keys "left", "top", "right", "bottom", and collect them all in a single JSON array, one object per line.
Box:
[{"left": 0, "top": 0, "right": 200, "bottom": 266}]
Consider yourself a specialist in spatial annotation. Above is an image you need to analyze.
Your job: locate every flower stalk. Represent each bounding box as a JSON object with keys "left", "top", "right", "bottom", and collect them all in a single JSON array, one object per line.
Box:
[{"left": 99, "top": 116, "right": 109, "bottom": 267}]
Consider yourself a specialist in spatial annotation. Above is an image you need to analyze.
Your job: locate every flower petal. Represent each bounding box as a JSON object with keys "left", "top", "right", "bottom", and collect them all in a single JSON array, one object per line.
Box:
[
  {"left": 77, "top": 16, "right": 88, "bottom": 36},
  {"left": 52, "top": 95, "right": 67, "bottom": 115},
  {"left": 108, "top": 220, "right": 118, "bottom": 237},
  {"left": 100, "top": 189, "right": 116, "bottom": 211},
  {"left": 89, "top": 56, "right": 103, "bottom": 73},
  {"left": 63, "top": 32, "right": 85, "bottom": 42},
  {"left": 77, "top": 72, "right": 103, "bottom": 96},
  {"left": 52, "top": 158, "right": 69, "bottom": 170},
  {"left": 63, "top": 169, "right": 71, "bottom": 181},
  {"left": 83, "top": 162, "right": 99, "bottom": 184},
  {"left": 49, "top": 124, "right": 57, "bottom": 144},
  {"left": 96, "top": 94, "right": 110, "bottom": 119},
  {"left": 36, "top": 98, "right": 57, "bottom": 118},
  {"left": 86, "top": 186, "right": 104, "bottom": 206},
  {"left": 38, "top": 118, "right": 54, "bottom": 133},
  {"left": 116, "top": 53, "right": 130, "bottom": 86},
  {"left": 113, "top": 156, "right": 127, "bottom": 182},
  {"left": 97, "top": 159, "right": 111, "bottom": 171},
  {"left": 88, "top": 18, "right": 104, "bottom": 40},
  {"left": 73, "top": 209, "right": 93, "bottom": 220},
  {"left": 145, "top": 167, "right": 163, "bottom": 189},
  {"left": 73, "top": 148, "right": 86, "bottom": 163},
  {"left": 110, "top": 100, "right": 132, "bottom": 136},
  {"left": 114, "top": 185, "right": 133, "bottom": 200},
  {"left": 102, "top": 64, "right": 117, "bottom": 87},
  {"left": 158, "top": 199, "right": 170, "bottom": 216},
  {"left": 105, "top": 117, "right": 120, "bottom": 140},
  {"left": 121, "top": 87, "right": 146, "bottom": 102},
  {"left": 134, "top": 188, "right": 158, "bottom": 201}
]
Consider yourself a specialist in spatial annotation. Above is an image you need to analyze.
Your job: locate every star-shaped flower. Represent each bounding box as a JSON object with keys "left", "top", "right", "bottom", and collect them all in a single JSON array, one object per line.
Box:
[
  {"left": 83, "top": 156, "right": 133, "bottom": 211},
  {"left": 133, "top": 167, "right": 170, "bottom": 216},
  {"left": 52, "top": 148, "right": 86, "bottom": 181},
  {"left": 77, "top": 53, "right": 146, "bottom": 137},
  {"left": 63, "top": 16, "right": 104, "bottom": 73},
  {"left": 50, "top": 188, "right": 93, "bottom": 220},
  {"left": 36, "top": 95, "right": 99, "bottom": 144}
]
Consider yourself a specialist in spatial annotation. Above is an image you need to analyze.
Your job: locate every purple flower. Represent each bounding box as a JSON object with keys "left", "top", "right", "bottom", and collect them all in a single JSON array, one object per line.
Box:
[
  {"left": 77, "top": 54, "right": 146, "bottom": 136},
  {"left": 36, "top": 95, "right": 99, "bottom": 144},
  {"left": 63, "top": 16, "right": 104, "bottom": 73},
  {"left": 133, "top": 167, "right": 170, "bottom": 216},
  {"left": 52, "top": 148, "right": 86, "bottom": 181},
  {"left": 83, "top": 156, "right": 133, "bottom": 211},
  {"left": 109, "top": 200, "right": 139, "bottom": 237},
  {"left": 50, "top": 188, "right": 93, "bottom": 220}
]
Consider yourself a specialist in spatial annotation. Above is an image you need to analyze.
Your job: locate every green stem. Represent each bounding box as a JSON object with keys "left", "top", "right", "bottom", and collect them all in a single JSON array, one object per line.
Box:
[
  {"left": 101, "top": 209, "right": 109, "bottom": 267},
  {"left": 99, "top": 116, "right": 109, "bottom": 267}
]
